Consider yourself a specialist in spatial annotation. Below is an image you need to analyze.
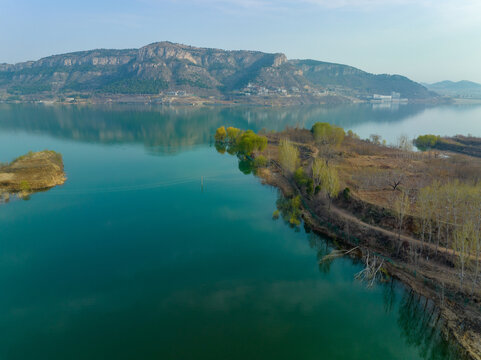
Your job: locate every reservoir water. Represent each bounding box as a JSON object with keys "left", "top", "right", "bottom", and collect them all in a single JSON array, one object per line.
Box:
[{"left": 1, "top": 103, "right": 480, "bottom": 359}]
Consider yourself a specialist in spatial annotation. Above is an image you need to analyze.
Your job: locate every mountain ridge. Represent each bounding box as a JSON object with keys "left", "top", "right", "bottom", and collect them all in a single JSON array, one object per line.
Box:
[
  {"left": 0, "top": 41, "right": 439, "bottom": 104},
  {"left": 423, "top": 80, "right": 481, "bottom": 99}
]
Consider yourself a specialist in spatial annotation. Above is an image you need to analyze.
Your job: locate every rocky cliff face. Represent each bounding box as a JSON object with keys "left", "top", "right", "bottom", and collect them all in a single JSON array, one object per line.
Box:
[{"left": 0, "top": 42, "right": 437, "bottom": 100}]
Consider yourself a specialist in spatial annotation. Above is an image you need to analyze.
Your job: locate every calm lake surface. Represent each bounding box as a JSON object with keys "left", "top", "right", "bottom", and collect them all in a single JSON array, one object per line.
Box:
[{"left": 1, "top": 103, "right": 480, "bottom": 359}]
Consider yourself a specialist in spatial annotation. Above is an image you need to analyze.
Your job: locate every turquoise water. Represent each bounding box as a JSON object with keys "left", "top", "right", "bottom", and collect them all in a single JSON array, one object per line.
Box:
[{"left": 0, "top": 103, "right": 476, "bottom": 359}]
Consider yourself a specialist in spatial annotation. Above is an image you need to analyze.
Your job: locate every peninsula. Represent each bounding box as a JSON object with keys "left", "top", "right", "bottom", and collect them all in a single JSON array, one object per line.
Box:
[{"left": 214, "top": 124, "right": 481, "bottom": 359}]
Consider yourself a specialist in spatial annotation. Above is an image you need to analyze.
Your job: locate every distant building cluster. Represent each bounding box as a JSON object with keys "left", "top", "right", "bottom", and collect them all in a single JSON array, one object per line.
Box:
[
  {"left": 371, "top": 92, "right": 407, "bottom": 103},
  {"left": 239, "top": 83, "right": 327, "bottom": 97},
  {"left": 165, "top": 90, "right": 188, "bottom": 97}
]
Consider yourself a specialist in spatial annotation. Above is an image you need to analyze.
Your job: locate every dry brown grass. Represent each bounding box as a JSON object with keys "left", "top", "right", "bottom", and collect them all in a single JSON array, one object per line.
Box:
[
  {"left": 0, "top": 150, "right": 66, "bottom": 193},
  {"left": 261, "top": 132, "right": 481, "bottom": 214}
]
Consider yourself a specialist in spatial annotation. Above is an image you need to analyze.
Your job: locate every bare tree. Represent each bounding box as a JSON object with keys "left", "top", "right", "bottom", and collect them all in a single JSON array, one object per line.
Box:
[
  {"left": 393, "top": 190, "right": 411, "bottom": 253},
  {"left": 387, "top": 169, "right": 406, "bottom": 191},
  {"left": 355, "top": 251, "right": 385, "bottom": 287}
]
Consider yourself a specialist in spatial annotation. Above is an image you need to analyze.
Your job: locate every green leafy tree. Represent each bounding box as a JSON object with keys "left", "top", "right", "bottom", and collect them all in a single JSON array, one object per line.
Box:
[
  {"left": 311, "top": 122, "right": 345, "bottom": 148},
  {"left": 236, "top": 130, "right": 267, "bottom": 156},
  {"left": 311, "top": 122, "right": 345, "bottom": 162},
  {"left": 214, "top": 126, "right": 227, "bottom": 142},
  {"left": 226, "top": 127, "right": 242, "bottom": 143},
  {"left": 414, "top": 134, "right": 440, "bottom": 150}
]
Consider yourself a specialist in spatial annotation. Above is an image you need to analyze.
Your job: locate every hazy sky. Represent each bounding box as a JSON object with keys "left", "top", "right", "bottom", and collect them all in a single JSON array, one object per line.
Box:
[{"left": 1, "top": 0, "right": 480, "bottom": 83}]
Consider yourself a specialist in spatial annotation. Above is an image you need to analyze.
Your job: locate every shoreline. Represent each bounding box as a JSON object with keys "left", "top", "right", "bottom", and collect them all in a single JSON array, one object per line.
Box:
[
  {"left": 256, "top": 162, "right": 480, "bottom": 360},
  {"left": 0, "top": 93, "right": 452, "bottom": 107},
  {"left": 212, "top": 124, "right": 481, "bottom": 360}
]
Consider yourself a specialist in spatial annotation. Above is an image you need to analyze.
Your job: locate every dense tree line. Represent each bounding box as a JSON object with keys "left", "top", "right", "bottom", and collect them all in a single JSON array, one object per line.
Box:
[
  {"left": 215, "top": 126, "right": 267, "bottom": 156},
  {"left": 417, "top": 181, "right": 481, "bottom": 291}
]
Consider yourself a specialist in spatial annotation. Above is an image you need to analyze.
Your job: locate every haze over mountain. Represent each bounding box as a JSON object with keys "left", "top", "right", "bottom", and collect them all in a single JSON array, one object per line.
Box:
[
  {"left": 0, "top": 42, "right": 438, "bottom": 104},
  {"left": 424, "top": 80, "right": 481, "bottom": 99}
]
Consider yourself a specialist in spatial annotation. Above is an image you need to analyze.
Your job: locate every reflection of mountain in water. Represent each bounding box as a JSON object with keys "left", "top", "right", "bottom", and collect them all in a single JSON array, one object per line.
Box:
[{"left": 0, "top": 104, "right": 428, "bottom": 154}]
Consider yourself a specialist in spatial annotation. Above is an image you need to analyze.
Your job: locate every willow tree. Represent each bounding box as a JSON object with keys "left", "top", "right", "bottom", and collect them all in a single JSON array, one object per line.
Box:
[
  {"left": 279, "top": 138, "right": 299, "bottom": 174},
  {"left": 214, "top": 126, "right": 227, "bottom": 142},
  {"left": 226, "top": 127, "right": 242, "bottom": 143},
  {"left": 311, "top": 122, "right": 345, "bottom": 162},
  {"left": 236, "top": 130, "right": 267, "bottom": 156},
  {"left": 321, "top": 165, "right": 340, "bottom": 209},
  {"left": 311, "top": 122, "right": 345, "bottom": 147},
  {"left": 312, "top": 157, "right": 327, "bottom": 189}
]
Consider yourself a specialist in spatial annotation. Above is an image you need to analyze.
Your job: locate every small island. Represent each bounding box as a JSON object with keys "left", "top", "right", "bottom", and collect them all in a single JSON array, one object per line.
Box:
[
  {"left": 0, "top": 150, "right": 66, "bottom": 203},
  {"left": 215, "top": 124, "right": 481, "bottom": 359}
]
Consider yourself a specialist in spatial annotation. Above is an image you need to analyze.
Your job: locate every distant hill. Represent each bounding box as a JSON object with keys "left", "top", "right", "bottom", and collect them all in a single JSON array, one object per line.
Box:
[
  {"left": 0, "top": 42, "right": 439, "bottom": 103},
  {"left": 424, "top": 80, "right": 481, "bottom": 98}
]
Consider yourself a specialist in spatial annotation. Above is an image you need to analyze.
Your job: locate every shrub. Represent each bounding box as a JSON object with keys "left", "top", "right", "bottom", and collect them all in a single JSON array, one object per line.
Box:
[
  {"left": 289, "top": 216, "right": 301, "bottom": 226},
  {"left": 272, "top": 210, "right": 280, "bottom": 219},
  {"left": 347, "top": 130, "right": 360, "bottom": 140},
  {"left": 253, "top": 155, "right": 268, "bottom": 168},
  {"left": 294, "top": 167, "right": 314, "bottom": 194},
  {"left": 294, "top": 167, "right": 307, "bottom": 185},
  {"left": 19, "top": 180, "right": 31, "bottom": 192},
  {"left": 276, "top": 195, "right": 302, "bottom": 227}
]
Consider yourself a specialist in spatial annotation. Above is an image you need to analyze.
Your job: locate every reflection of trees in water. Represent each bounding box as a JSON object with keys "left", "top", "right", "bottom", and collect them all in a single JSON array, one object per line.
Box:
[
  {"left": 397, "top": 290, "right": 463, "bottom": 360},
  {"left": 383, "top": 278, "right": 397, "bottom": 313},
  {"left": 0, "top": 103, "right": 428, "bottom": 155},
  {"left": 308, "top": 232, "right": 334, "bottom": 274},
  {"left": 302, "top": 227, "right": 463, "bottom": 359},
  {"left": 237, "top": 173, "right": 462, "bottom": 359}
]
